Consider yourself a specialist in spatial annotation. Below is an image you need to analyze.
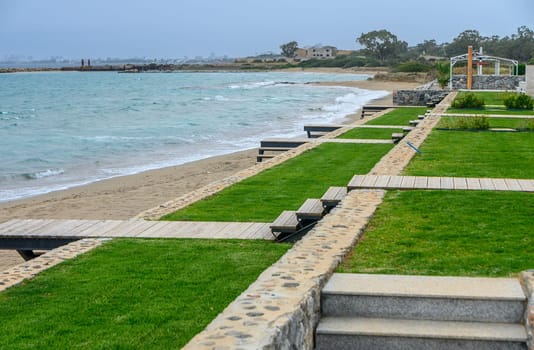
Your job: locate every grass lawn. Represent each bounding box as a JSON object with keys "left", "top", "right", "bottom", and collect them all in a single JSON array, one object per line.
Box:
[
  {"left": 449, "top": 91, "right": 534, "bottom": 115},
  {"left": 365, "top": 107, "right": 428, "bottom": 126},
  {"left": 162, "top": 143, "right": 392, "bottom": 222},
  {"left": 337, "top": 127, "right": 403, "bottom": 139},
  {"left": 0, "top": 239, "right": 290, "bottom": 349},
  {"left": 403, "top": 130, "right": 534, "bottom": 178},
  {"left": 438, "top": 117, "right": 534, "bottom": 130},
  {"left": 338, "top": 190, "right": 534, "bottom": 277},
  {"left": 454, "top": 91, "right": 508, "bottom": 105},
  {"left": 447, "top": 107, "right": 534, "bottom": 115}
]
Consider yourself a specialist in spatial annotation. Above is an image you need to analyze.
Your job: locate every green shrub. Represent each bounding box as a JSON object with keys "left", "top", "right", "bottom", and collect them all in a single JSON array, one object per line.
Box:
[
  {"left": 503, "top": 93, "right": 534, "bottom": 110},
  {"left": 451, "top": 92, "right": 485, "bottom": 108},
  {"left": 394, "top": 61, "right": 431, "bottom": 73},
  {"left": 441, "top": 117, "right": 489, "bottom": 130},
  {"left": 517, "top": 63, "right": 526, "bottom": 75}
]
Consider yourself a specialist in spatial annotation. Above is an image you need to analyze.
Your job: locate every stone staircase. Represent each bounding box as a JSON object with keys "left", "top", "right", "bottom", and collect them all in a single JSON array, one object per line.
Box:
[{"left": 316, "top": 273, "right": 528, "bottom": 350}]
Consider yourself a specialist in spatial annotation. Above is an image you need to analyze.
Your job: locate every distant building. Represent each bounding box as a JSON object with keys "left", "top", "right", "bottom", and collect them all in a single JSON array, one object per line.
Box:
[{"left": 295, "top": 46, "right": 337, "bottom": 60}]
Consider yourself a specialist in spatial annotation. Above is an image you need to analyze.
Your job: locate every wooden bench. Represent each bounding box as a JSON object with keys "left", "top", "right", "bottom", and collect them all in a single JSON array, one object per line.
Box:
[
  {"left": 392, "top": 133, "right": 405, "bottom": 143},
  {"left": 303, "top": 125, "right": 343, "bottom": 138},
  {"left": 257, "top": 139, "right": 309, "bottom": 162},
  {"left": 296, "top": 199, "right": 324, "bottom": 223},
  {"left": 321, "top": 187, "right": 347, "bottom": 210},
  {"left": 260, "top": 138, "right": 309, "bottom": 148},
  {"left": 257, "top": 146, "right": 293, "bottom": 162},
  {"left": 256, "top": 154, "right": 277, "bottom": 163},
  {"left": 361, "top": 105, "right": 393, "bottom": 119},
  {"left": 270, "top": 211, "right": 300, "bottom": 239}
]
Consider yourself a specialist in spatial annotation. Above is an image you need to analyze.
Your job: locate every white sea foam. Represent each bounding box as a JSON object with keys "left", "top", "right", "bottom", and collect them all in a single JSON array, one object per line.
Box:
[
  {"left": 228, "top": 81, "right": 277, "bottom": 89},
  {"left": 24, "top": 168, "right": 65, "bottom": 180}
]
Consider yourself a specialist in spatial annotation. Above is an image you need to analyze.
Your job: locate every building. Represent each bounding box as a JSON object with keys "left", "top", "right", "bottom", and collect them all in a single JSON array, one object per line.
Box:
[{"left": 295, "top": 46, "right": 337, "bottom": 60}]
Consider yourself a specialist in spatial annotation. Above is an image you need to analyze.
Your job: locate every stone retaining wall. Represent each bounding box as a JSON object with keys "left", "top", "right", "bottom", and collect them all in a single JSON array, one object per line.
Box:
[
  {"left": 393, "top": 90, "right": 450, "bottom": 106},
  {"left": 527, "top": 66, "right": 534, "bottom": 97},
  {"left": 451, "top": 75, "right": 525, "bottom": 90}
]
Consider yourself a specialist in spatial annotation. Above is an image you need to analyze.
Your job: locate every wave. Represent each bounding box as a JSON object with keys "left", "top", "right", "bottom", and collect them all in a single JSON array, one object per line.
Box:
[
  {"left": 23, "top": 168, "right": 65, "bottom": 180},
  {"left": 228, "top": 81, "right": 277, "bottom": 90}
]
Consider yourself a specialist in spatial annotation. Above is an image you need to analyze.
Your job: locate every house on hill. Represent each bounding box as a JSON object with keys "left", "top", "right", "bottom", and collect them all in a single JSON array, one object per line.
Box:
[{"left": 296, "top": 46, "right": 337, "bottom": 60}]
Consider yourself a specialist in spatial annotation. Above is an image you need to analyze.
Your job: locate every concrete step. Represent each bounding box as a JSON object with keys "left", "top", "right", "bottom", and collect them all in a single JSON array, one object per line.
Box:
[
  {"left": 321, "top": 273, "right": 526, "bottom": 323},
  {"left": 316, "top": 316, "right": 527, "bottom": 350}
]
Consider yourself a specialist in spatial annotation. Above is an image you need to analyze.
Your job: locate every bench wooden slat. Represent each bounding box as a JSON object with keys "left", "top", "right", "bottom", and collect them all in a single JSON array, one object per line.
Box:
[
  {"left": 321, "top": 187, "right": 347, "bottom": 208},
  {"left": 270, "top": 211, "right": 299, "bottom": 233},
  {"left": 296, "top": 199, "right": 324, "bottom": 221}
]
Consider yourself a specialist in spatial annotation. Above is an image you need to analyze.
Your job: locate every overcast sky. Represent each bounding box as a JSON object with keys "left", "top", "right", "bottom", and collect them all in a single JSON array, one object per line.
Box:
[{"left": 1, "top": 0, "right": 533, "bottom": 59}]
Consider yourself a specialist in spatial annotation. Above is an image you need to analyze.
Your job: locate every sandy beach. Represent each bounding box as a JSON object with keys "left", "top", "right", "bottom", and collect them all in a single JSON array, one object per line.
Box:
[{"left": 0, "top": 75, "right": 421, "bottom": 270}]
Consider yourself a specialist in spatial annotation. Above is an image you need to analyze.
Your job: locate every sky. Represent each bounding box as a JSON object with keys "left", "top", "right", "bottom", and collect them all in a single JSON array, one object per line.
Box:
[{"left": 1, "top": 0, "right": 533, "bottom": 60}]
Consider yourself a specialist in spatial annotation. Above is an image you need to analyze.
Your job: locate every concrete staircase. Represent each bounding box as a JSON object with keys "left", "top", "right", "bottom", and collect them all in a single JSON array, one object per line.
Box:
[{"left": 316, "top": 273, "right": 528, "bottom": 350}]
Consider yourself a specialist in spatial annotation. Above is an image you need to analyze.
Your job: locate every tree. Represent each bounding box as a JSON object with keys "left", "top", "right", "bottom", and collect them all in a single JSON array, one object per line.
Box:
[
  {"left": 508, "top": 26, "right": 534, "bottom": 62},
  {"left": 357, "top": 30, "right": 408, "bottom": 62},
  {"left": 445, "top": 29, "right": 486, "bottom": 56},
  {"left": 280, "top": 41, "right": 298, "bottom": 58}
]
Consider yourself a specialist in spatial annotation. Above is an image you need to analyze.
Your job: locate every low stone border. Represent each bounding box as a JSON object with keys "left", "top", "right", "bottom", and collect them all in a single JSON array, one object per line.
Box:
[{"left": 0, "top": 238, "right": 107, "bottom": 292}]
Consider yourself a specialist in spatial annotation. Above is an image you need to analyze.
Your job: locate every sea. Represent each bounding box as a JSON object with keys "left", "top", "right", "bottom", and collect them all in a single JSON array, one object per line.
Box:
[{"left": 0, "top": 71, "right": 388, "bottom": 203}]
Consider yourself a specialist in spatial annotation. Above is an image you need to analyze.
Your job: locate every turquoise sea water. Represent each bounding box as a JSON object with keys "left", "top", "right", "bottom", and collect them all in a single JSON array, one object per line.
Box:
[{"left": 0, "top": 71, "right": 387, "bottom": 202}]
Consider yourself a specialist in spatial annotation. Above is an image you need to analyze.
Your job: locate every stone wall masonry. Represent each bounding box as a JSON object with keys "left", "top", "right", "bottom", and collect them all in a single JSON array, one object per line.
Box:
[
  {"left": 520, "top": 270, "right": 534, "bottom": 350},
  {"left": 451, "top": 75, "right": 525, "bottom": 90},
  {"left": 527, "top": 66, "right": 534, "bottom": 97},
  {"left": 393, "top": 90, "right": 450, "bottom": 106}
]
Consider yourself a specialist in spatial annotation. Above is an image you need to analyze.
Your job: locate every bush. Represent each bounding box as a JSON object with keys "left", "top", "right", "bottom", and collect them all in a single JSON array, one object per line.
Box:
[
  {"left": 451, "top": 93, "right": 485, "bottom": 108},
  {"left": 441, "top": 117, "right": 489, "bottom": 130},
  {"left": 517, "top": 63, "right": 526, "bottom": 75},
  {"left": 503, "top": 93, "right": 534, "bottom": 110},
  {"left": 394, "top": 61, "right": 431, "bottom": 73}
]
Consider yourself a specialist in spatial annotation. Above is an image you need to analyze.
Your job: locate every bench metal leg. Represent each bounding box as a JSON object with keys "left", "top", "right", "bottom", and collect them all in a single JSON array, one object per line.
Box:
[{"left": 17, "top": 250, "right": 38, "bottom": 261}]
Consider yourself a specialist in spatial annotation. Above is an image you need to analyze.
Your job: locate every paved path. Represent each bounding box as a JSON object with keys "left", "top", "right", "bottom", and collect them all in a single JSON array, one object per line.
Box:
[
  {"left": 0, "top": 219, "right": 273, "bottom": 242},
  {"left": 348, "top": 175, "right": 534, "bottom": 192}
]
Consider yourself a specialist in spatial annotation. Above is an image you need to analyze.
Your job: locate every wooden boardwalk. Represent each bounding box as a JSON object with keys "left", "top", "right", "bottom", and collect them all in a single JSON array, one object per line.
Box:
[
  {"left": 0, "top": 219, "right": 273, "bottom": 246},
  {"left": 348, "top": 175, "right": 534, "bottom": 192}
]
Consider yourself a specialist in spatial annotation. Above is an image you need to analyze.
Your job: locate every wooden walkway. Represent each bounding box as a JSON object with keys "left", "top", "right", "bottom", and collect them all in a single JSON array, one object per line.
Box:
[
  {"left": 348, "top": 175, "right": 534, "bottom": 192},
  {"left": 0, "top": 219, "right": 273, "bottom": 248}
]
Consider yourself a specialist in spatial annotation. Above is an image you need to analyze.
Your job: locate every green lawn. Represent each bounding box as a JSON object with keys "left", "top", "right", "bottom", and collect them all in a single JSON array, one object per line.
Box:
[
  {"left": 453, "top": 91, "right": 508, "bottom": 105},
  {"left": 337, "top": 127, "right": 403, "bottom": 139},
  {"left": 365, "top": 107, "right": 428, "bottom": 126},
  {"left": 447, "top": 107, "right": 534, "bottom": 115},
  {"left": 0, "top": 239, "right": 290, "bottom": 349},
  {"left": 338, "top": 190, "right": 534, "bottom": 277},
  {"left": 403, "top": 130, "right": 534, "bottom": 178},
  {"left": 438, "top": 117, "right": 534, "bottom": 130},
  {"left": 162, "top": 143, "right": 392, "bottom": 222}
]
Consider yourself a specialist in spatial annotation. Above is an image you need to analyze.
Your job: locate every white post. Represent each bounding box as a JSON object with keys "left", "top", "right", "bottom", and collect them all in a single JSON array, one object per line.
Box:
[
  {"left": 495, "top": 61, "right": 500, "bottom": 76},
  {"left": 478, "top": 61, "right": 483, "bottom": 75}
]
